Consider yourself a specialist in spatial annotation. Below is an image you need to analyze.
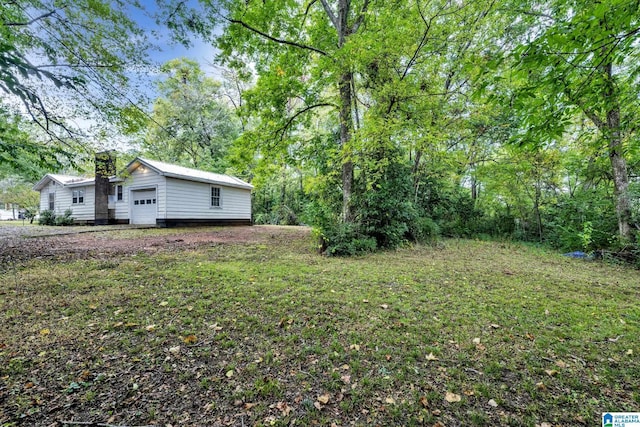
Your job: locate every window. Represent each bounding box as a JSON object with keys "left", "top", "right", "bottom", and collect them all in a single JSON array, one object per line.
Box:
[
  {"left": 48, "top": 193, "right": 55, "bottom": 211},
  {"left": 140, "top": 200, "right": 145, "bottom": 205},
  {"left": 72, "top": 189, "right": 85, "bottom": 204},
  {"left": 134, "top": 200, "right": 139, "bottom": 205},
  {"left": 211, "top": 187, "right": 221, "bottom": 207},
  {"left": 116, "top": 185, "right": 123, "bottom": 201}
]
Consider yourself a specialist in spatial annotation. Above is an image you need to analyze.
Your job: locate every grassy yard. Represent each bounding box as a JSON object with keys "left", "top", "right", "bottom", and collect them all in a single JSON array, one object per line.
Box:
[{"left": 1, "top": 227, "right": 638, "bottom": 426}]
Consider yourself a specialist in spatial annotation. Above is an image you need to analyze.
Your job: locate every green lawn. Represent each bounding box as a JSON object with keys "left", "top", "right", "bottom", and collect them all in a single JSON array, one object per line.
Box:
[{"left": 1, "top": 229, "right": 638, "bottom": 426}]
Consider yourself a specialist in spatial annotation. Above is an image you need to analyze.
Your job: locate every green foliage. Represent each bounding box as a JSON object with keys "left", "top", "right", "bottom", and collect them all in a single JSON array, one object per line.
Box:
[
  {"left": 55, "top": 209, "right": 75, "bottom": 226},
  {"left": 317, "top": 223, "right": 377, "bottom": 256},
  {"left": 543, "top": 190, "right": 618, "bottom": 251},
  {"left": 351, "top": 148, "right": 417, "bottom": 249},
  {"left": 38, "top": 209, "right": 55, "bottom": 226},
  {"left": 408, "top": 216, "right": 441, "bottom": 244},
  {"left": 0, "top": 177, "right": 40, "bottom": 216},
  {"left": 38, "top": 209, "right": 74, "bottom": 226},
  {"left": 141, "top": 58, "right": 240, "bottom": 171},
  {"left": 0, "top": 0, "right": 151, "bottom": 143}
]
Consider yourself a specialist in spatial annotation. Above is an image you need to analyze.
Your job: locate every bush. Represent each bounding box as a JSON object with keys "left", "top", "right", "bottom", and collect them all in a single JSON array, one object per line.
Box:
[
  {"left": 410, "top": 216, "right": 441, "bottom": 243},
  {"left": 39, "top": 209, "right": 74, "bottom": 226},
  {"left": 38, "top": 209, "right": 56, "bottom": 226},
  {"left": 55, "top": 209, "right": 74, "bottom": 226},
  {"left": 317, "top": 223, "right": 377, "bottom": 256}
]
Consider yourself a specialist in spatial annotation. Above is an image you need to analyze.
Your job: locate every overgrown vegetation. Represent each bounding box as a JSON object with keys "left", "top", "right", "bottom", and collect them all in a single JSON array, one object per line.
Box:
[
  {"left": 38, "top": 209, "right": 74, "bottom": 226},
  {"left": 1, "top": 227, "right": 638, "bottom": 426}
]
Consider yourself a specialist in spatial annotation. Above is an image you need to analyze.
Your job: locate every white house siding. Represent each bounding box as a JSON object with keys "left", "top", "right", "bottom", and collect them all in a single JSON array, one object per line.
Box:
[
  {"left": 40, "top": 181, "right": 96, "bottom": 222},
  {"left": 67, "top": 185, "right": 95, "bottom": 222},
  {"left": 115, "top": 167, "right": 167, "bottom": 222},
  {"left": 164, "top": 177, "right": 251, "bottom": 220}
]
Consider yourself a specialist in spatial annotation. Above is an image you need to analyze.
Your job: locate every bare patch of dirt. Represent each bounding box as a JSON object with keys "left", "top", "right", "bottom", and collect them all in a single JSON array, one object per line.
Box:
[{"left": 0, "top": 225, "right": 311, "bottom": 266}]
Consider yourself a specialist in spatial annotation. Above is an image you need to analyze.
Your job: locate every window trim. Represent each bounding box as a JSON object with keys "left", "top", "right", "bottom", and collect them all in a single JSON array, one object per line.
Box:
[
  {"left": 72, "top": 188, "right": 85, "bottom": 205},
  {"left": 116, "top": 185, "right": 123, "bottom": 201},
  {"left": 48, "top": 192, "right": 55, "bottom": 211},
  {"left": 210, "top": 186, "right": 222, "bottom": 208}
]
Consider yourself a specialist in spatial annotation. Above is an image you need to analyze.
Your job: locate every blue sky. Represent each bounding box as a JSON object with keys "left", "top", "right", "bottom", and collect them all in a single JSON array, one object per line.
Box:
[{"left": 130, "top": 1, "right": 221, "bottom": 77}]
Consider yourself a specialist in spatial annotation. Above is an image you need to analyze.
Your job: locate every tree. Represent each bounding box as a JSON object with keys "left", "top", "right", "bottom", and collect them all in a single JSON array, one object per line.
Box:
[
  {"left": 1, "top": 0, "right": 152, "bottom": 160},
  {"left": 0, "top": 177, "right": 40, "bottom": 221},
  {"left": 506, "top": 0, "right": 640, "bottom": 241},
  {"left": 142, "top": 58, "right": 240, "bottom": 170}
]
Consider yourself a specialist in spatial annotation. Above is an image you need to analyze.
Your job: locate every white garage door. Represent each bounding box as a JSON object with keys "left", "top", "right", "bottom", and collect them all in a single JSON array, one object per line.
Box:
[{"left": 131, "top": 189, "right": 157, "bottom": 225}]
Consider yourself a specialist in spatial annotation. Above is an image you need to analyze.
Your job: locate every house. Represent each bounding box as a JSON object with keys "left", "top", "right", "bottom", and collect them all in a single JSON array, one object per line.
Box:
[{"left": 33, "top": 154, "right": 253, "bottom": 226}]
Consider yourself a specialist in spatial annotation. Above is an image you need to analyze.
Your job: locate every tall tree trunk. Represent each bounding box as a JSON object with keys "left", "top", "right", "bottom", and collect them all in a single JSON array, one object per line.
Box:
[
  {"left": 334, "top": 0, "right": 355, "bottom": 222},
  {"left": 339, "top": 71, "right": 354, "bottom": 222},
  {"left": 603, "top": 62, "right": 632, "bottom": 242},
  {"left": 607, "top": 106, "right": 632, "bottom": 241},
  {"left": 534, "top": 178, "right": 543, "bottom": 242},
  {"left": 579, "top": 60, "right": 633, "bottom": 242}
]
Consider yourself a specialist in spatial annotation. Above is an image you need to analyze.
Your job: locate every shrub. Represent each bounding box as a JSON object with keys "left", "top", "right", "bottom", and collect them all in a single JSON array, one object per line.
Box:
[
  {"left": 38, "top": 209, "right": 56, "bottom": 226},
  {"left": 410, "top": 216, "right": 441, "bottom": 243},
  {"left": 317, "top": 223, "right": 377, "bottom": 256},
  {"left": 55, "top": 209, "right": 74, "bottom": 226}
]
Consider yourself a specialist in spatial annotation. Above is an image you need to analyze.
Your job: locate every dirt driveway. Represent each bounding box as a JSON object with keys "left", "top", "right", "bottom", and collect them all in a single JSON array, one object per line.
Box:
[{"left": 0, "top": 224, "right": 311, "bottom": 266}]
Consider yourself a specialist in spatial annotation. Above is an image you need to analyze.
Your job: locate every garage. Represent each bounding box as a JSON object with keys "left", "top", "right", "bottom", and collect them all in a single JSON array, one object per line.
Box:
[{"left": 130, "top": 189, "right": 157, "bottom": 225}]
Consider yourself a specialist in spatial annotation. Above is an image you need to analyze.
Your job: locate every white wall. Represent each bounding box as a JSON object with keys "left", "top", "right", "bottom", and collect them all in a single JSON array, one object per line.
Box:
[
  {"left": 164, "top": 177, "right": 251, "bottom": 219},
  {"left": 116, "top": 167, "right": 166, "bottom": 221},
  {"left": 39, "top": 181, "right": 95, "bottom": 221}
]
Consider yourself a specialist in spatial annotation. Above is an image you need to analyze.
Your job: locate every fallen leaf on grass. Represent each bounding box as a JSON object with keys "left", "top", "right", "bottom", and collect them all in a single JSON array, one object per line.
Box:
[
  {"left": 555, "top": 360, "right": 567, "bottom": 368},
  {"left": 490, "top": 323, "right": 500, "bottom": 329},
  {"left": 445, "top": 392, "right": 461, "bottom": 403},
  {"left": 225, "top": 369, "right": 234, "bottom": 378},
  {"left": 536, "top": 382, "right": 546, "bottom": 390},
  {"left": 419, "top": 396, "right": 429, "bottom": 407},
  {"left": 432, "top": 421, "right": 445, "bottom": 427},
  {"left": 317, "top": 393, "right": 330, "bottom": 404},
  {"left": 488, "top": 399, "right": 498, "bottom": 407},
  {"left": 385, "top": 397, "right": 396, "bottom": 404},
  {"left": 276, "top": 401, "right": 293, "bottom": 416},
  {"left": 350, "top": 344, "right": 361, "bottom": 351},
  {"left": 145, "top": 325, "right": 156, "bottom": 332},
  {"left": 472, "top": 338, "right": 481, "bottom": 345},
  {"left": 426, "top": 352, "right": 439, "bottom": 361},
  {"left": 244, "top": 402, "right": 257, "bottom": 410},
  {"left": 536, "top": 423, "right": 552, "bottom": 427},
  {"left": 39, "top": 328, "right": 50, "bottom": 336},
  {"left": 182, "top": 334, "right": 197, "bottom": 344},
  {"left": 380, "top": 304, "right": 389, "bottom": 309},
  {"left": 169, "top": 346, "right": 180, "bottom": 354},
  {"left": 159, "top": 301, "right": 168, "bottom": 307},
  {"left": 341, "top": 374, "right": 351, "bottom": 384},
  {"left": 626, "top": 349, "right": 633, "bottom": 356},
  {"left": 314, "top": 401, "right": 323, "bottom": 410},
  {"left": 544, "top": 369, "right": 558, "bottom": 377}
]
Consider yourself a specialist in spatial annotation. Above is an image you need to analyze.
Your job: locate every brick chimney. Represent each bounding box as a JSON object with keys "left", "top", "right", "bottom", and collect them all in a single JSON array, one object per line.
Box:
[{"left": 95, "top": 151, "right": 116, "bottom": 225}]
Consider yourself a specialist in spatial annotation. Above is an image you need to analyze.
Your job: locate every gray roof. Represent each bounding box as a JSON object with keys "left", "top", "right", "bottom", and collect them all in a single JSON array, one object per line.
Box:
[
  {"left": 128, "top": 158, "right": 253, "bottom": 190},
  {"left": 32, "top": 174, "right": 95, "bottom": 191}
]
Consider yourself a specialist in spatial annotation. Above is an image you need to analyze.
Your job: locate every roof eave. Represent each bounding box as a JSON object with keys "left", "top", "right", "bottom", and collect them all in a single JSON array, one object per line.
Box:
[{"left": 163, "top": 172, "right": 253, "bottom": 190}]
